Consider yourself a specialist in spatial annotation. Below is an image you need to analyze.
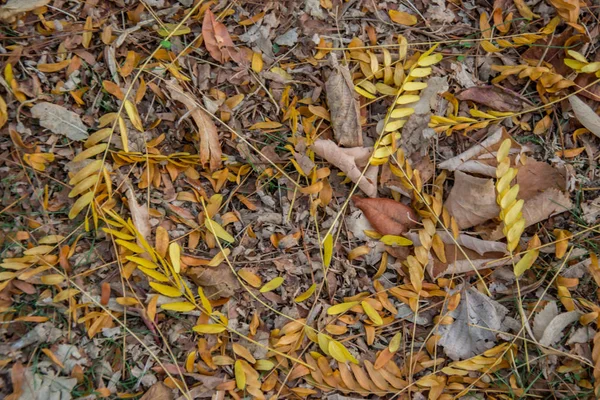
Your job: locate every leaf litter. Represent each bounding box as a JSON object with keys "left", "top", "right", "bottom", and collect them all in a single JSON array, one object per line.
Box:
[{"left": 1, "top": 0, "right": 600, "bottom": 399}]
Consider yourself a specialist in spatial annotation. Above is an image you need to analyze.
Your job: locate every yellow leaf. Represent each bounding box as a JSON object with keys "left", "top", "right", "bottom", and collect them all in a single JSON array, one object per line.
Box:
[
  {"left": 161, "top": 301, "right": 196, "bottom": 312},
  {"left": 124, "top": 100, "right": 144, "bottom": 132},
  {"left": 126, "top": 256, "right": 158, "bottom": 269},
  {"left": 68, "top": 175, "right": 99, "bottom": 198},
  {"left": 514, "top": 249, "right": 538, "bottom": 277},
  {"left": 389, "top": 332, "right": 402, "bottom": 352},
  {"left": 402, "top": 81, "right": 428, "bottom": 91},
  {"left": 390, "top": 107, "right": 415, "bottom": 119},
  {"left": 354, "top": 86, "right": 377, "bottom": 99},
  {"left": 260, "top": 276, "right": 284, "bottom": 293},
  {"left": 72, "top": 143, "right": 108, "bottom": 163},
  {"left": 327, "top": 301, "right": 359, "bottom": 315},
  {"left": 115, "top": 239, "right": 145, "bottom": 253},
  {"left": 82, "top": 16, "right": 93, "bottom": 48},
  {"left": 68, "top": 191, "right": 95, "bottom": 219},
  {"left": 348, "top": 245, "right": 370, "bottom": 261},
  {"left": 169, "top": 242, "right": 181, "bottom": 274},
  {"left": 496, "top": 138, "right": 512, "bottom": 162},
  {"left": 254, "top": 359, "right": 275, "bottom": 371},
  {"left": 417, "top": 53, "right": 443, "bottom": 67},
  {"left": 396, "top": 94, "right": 420, "bottom": 104},
  {"left": 251, "top": 52, "right": 263, "bottom": 72},
  {"left": 294, "top": 283, "right": 316, "bottom": 303},
  {"left": 116, "top": 297, "right": 139, "bottom": 306},
  {"left": 410, "top": 67, "right": 432, "bottom": 78},
  {"left": 157, "top": 23, "right": 191, "bottom": 37},
  {"left": 234, "top": 360, "right": 246, "bottom": 390},
  {"left": 42, "top": 348, "right": 65, "bottom": 369},
  {"left": 481, "top": 40, "right": 502, "bottom": 53},
  {"left": 118, "top": 116, "right": 129, "bottom": 152},
  {"left": 323, "top": 233, "right": 333, "bottom": 268},
  {"left": 328, "top": 340, "right": 359, "bottom": 364},
  {"left": 40, "top": 274, "right": 65, "bottom": 285},
  {"left": 38, "top": 60, "right": 71, "bottom": 73},
  {"left": 69, "top": 160, "right": 103, "bottom": 185},
  {"left": 53, "top": 288, "right": 79, "bottom": 303},
  {"left": 192, "top": 324, "right": 227, "bottom": 334},
  {"left": 432, "top": 234, "right": 446, "bottom": 263},
  {"left": 149, "top": 282, "right": 182, "bottom": 297},
  {"left": 249, "top": 121, "right": 282, "bottom": 130},
  {"left": 198, "top": 286, "right": 212, "bottom": 314},
  {"left": 388, "top": 10, "right": 417, "bottom": 26},
  {"left": 533, "top": 115, "right": 552, "bottom": 135},
  {"left": 361, "top": 300, "right": 383, "bottom": 325},
  {"left": 24, "top": 245, "right": 54, "bottom": 255},
  {"left": 380, "top": 235, "right": 413, "bottom": 246},
  {"left": 137, "top": 266, "right": 169, "bottom": 282},
  {"left": 205, "top": 217, "right": 234, "bottom": 243},
  {"left": 238, "top": 269, "right": 262, "bottom": 288}
]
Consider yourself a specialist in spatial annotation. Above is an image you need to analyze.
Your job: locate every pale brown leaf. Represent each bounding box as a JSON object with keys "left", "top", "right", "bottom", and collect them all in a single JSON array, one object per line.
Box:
[
  {"left": 569, "top": 95, "right": 600, "bottom": 139},
  {"left": 202, "top": 9, "right": 243, "bottom": 64},
  {"left": 444, "top": 171, "right": 499, "bottom": 229},
  {"left": 326, "top": 55, "right": 362, "bottom": 147},
  {"left": 352, "top": 196, "right": 417, "bottom": 235}
]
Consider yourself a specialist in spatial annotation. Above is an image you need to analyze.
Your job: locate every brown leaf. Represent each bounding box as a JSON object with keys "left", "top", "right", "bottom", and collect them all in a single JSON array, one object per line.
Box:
[
  {"left": 140, "top": 382, "right": 174, "bottom": 400},
  {"left": 444, "top": 171, "right": 500, "bottom": 229},
  {"left": 325, "top": 56, "right": 362, "bottom": 147},
  {"left": 166, "top": 80, "right": 222, "bottom": 171},
  {"left": 0, "top": 0, "right": 49, "bottom": 22},
  {"left": 202, "top": 9, "right": 242, "bottom": 64},
  {"left": 569, "top": 95, "right": 600, "bottom": 139},
  {"left": 352, "top": 196, "right": 417, "bottom": 236},
  {"left": 123, "top": 176, "right": 151, "bottom": 241},
  {"left": 187, "top": 263, "right": 240, "bottom": 298},
  {"left": 311, "top": 139, "right": 378, "bottom": 197},
  {"left": 456, "top": 86, "right": 523, "bottom": 112}
]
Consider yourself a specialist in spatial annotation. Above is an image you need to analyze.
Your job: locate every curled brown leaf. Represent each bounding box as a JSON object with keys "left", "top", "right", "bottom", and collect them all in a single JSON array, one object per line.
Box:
[{"left": 352, "top": 196, "right": 417, "bottom": 236}]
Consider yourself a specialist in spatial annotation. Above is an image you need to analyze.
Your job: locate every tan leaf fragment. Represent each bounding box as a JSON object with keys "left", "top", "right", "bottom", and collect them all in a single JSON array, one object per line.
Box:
[
  {"left": 166, "top": 80, "right": 222, "bottom": 171},
  {"left": 311, "top": 139, "right": 378, "bottom": 197},
  {"left": 569, "top": 95, "right": 600, "bottom": 139},
  {"left": 444, "top": 171, "right": 500, "bottom": 229},
  {"left": 187, "top": 264, "right": 239, "bottom": 298},
  {"left": 31, "top": 102, "right": 88, "bottom": 141},
  {"left": 0, "top": 0, "right": 49, "bottom": 22},
  {"left": 325, "top": 55, "right": 362, "bottom": 147}
]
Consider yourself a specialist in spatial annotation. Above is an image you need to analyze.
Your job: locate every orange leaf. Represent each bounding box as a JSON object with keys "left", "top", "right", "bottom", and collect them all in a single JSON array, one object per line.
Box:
[
  {"left": 38, "top": 60, "right": 71, "bottom": 73},
  {"left": 388, "top": 10, "right": 417, "bottom": 26},
  {"left": 202, "top": 9, "right": 242, "bottom": 64}
]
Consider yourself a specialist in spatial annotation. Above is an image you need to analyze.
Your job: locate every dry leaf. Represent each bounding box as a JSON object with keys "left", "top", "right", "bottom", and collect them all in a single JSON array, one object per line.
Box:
[
  {"left": 388, "top": 9, "right": 417, "bottom": 25},
  {"left": 538, "top": 309, "right": 581, "bottom": 347},
  {"left": 569, "top": 95, "right": 600, "bottom": 139},
  {"left": 202, "top": 9, "right": 242, "bottom": 64},
  {"left": 167, "top": 80, "right": 222, "bottom": 171},
  {"left": 438, "top": 287, "right": 515, "bottom": 360},
  {"left": 533, "top": 301, "right": 559, "bottom": 341},
  {"left": 123, "top": 177, "right": 151, "bottom": 241},
  {"left": 187, "top": 264, "right": 239, "bottom": 298},
  {"left": 352, "top": 196, "right": 417, "bottom": 236},
  {"left": 445, "top": 171, "right": 500, "bottom": 229},
  {"left": 311, "top": 139, "right": 378, "bottom": 197},
  {"left": 31, "top": 102, "right": 88, "bottom": 141},
  {"left": 140, "top": 382, "right": 174, "bottom": 400},
  {"left": 326, "top": 55, "right": 362, "bottom": 147},
  {"left": 0, "top": 0, "right": 49, "bottom": 22},
  {"left": 456, "top": 86, "right": 523, "bottom": 112},
  {"left": 426, "top": 242, "right": 511, "bottom": 279}
]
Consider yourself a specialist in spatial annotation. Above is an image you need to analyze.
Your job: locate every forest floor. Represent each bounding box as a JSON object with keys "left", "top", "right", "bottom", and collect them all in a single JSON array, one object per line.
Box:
[{"left": 1, "top": 0, "right": 600, "bottom": 399}]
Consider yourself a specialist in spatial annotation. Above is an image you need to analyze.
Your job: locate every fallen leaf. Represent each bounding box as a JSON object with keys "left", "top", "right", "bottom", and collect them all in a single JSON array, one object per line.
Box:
[
  {"left": 167, "top": 80, "right": 222, "bottom": 171},
  {"left": 123, "top": 176, "right": 151, "bottom": 242},
  {"left": 326, "top": 55, "right": 362, "bottom": 147},
  {"left": 202, "top": 9, "right": 242, "bottom": 64},
  {"left": 445, "top": 171, "right": 500, "bottom": 229},
  {"left": 352, "top": 196, "right": 417, "bottom": 236},
  {"left": 456, "top": 86, "right": 523, "bottom": 112},
  {"left": 536, "top": 306, "right": 581, "bottom": 347},
  {"left": 187, "top": 264, "right": 240, "bottom": 298},
  {"left": 140, "top": 382, "right": 174, "bottom": 400},
  {"left": 426, "top": 242, "right": 511, "bottom": 279},
  {"left": 533, "top": 301, "right": 559, "bottom": 340},
  {"left": 569, "top": 95, "right": 600, "bottom": 139},
  {"left": 31, "top": 102, "right": 88, "bottom": 141},
  {"left": 388, "top": 9, "right": 417, "bottom": 25},
  {"left": 311, "top": 139, "right": 378, "bottom": 197},
  {"left": 438, "top": 287, "right": 515, "bottom": 360},
  {"left": 0, "top": 0, "right": 49, "bottom": 22}
]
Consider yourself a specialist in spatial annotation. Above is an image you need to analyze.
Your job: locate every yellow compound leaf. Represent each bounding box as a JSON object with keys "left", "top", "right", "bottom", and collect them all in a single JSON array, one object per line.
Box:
[
  {"left": 388, "top": 10, "right": 417, "bottom": 26},
  {"left": 192, "top": 324, "right": 227, "bottom": 334},
  {"left": 69, "top": 160, "right": 103, "bottom": 185},
  {"left": 260, "top": 276, "right": 284, "bottom": 293},
  {"left": 361, "top": 300, "right": 383, "bottom": 326},
  {"left": 169, "top": 242, "right": 181, "bottom": 274},
  {"left": 149, "top": 282, "right": 182, "bottom": 297},
  {"left": 327, "top": 301, "right": 359, "bottom": 315},
  {"left": 115, "top": 239, "right": 145, "bottom": 253},
  {"left": 126, "top": 256, "right": 158, "bottom": 269},
  {"left": 161, "top": 301, "right": 196, "bottom": 312},
  {"left": 69, "top": 175, "right": 99, "bottom": 198},
  {"left": 403, "top": 81, "right": 428, "bottom": 91},
  {"left": 198, "top": 286, "right": 212, "bottom": 314},
  {"left": 294, "top": 283, "right": 316, "bottom": 303},
  {"left": 417, "top": 53, "right": 443, "bottom": 67},
  {"left": 496, "top": 138, "right": 512, "bottom": 162},
  {"left": 328, "top": 340, "right": 359, "bottom": 364},
  {"left": 137, "top": 266, "right": 169, "bottom": 282},
  {"left": 514, "top": 249, "right": 539, "bottom": 277}
]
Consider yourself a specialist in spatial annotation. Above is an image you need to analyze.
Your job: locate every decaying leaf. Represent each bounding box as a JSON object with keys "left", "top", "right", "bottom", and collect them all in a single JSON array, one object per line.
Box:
[
  {"left": 31, "top": 102, "right": 88, "bottom": 141},
  {"left": 445, "top": 171, "right": 500, "bottom": 229},
  {"left": 312, "top": 139, "right": 378, "bottom": 197},
  {"left": 187, "top": 264, "right": 240, "bottom": 298},
  {"left": 438, "top": 287, "right": 515, "bottom": 360},
  {"left": 352, "top": 196, "right": 417, "bottom": 236},
  {"left": 569, "top": 95, "right": 600, "bottom": 139},
  {"left": 325, "top": 55, "right": 362, "bottom": 147},
  {"left": 140, "top": 382, "right": 174, "bottom": 400},
  {"left": 167, "top": 80, "right": 222, "bottom": 171},
  {"left": 202, "top": 9, "right": 242, "bottom": 64},
  {"left": 533, "top": 301, "right": 581, "bottom": 347},
  {"left": 456, "top": 86, "right": 523, "bottom": 112},
  {"left": 0, "top": 0, "right": 49, "bottom": 22}
]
